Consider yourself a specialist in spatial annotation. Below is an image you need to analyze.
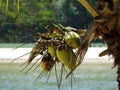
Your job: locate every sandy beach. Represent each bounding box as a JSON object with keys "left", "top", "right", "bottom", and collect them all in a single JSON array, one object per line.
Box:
[{"left": 0, "top": 47, "right": 114, "bottom": 63}]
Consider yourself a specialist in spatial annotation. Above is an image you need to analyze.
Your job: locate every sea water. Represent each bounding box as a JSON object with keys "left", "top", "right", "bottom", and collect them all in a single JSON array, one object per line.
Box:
[{"left": 0, "top": 62, "right": 117, "bottom": 90}]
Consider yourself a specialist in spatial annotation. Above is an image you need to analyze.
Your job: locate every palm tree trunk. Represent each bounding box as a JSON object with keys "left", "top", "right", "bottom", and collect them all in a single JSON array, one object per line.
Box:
[{"left": 117, "top": 64, "right": 120, "bottom": 90}]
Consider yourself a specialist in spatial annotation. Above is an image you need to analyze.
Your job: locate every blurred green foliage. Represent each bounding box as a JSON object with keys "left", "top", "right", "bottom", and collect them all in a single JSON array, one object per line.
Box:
[{"left": 0, "top": 0, "right": 92, "bottom": 43}]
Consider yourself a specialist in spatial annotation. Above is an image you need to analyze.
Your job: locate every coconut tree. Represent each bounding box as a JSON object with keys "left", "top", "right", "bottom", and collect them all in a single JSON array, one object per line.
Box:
[
  {"left": 3, "top": 0, "right": 120, "bottom": 89},
  {"left": 25, "top": 0, "right": 120, "bottom": 89},
  {"left": 73, "top": 0, "right": 120, "bottom": 89}
]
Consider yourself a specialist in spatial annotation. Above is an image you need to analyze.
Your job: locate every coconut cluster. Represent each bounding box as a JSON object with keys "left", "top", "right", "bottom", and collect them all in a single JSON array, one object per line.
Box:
[{"left": 27, "top": 24, "right": 85, "bottom": 71}]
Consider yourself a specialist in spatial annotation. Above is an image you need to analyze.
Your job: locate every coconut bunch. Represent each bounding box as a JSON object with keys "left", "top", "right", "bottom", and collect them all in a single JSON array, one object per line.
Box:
[
  {"left": 24, "top": 24, "right": 86, "bottom": 89},
  {"left": 26, "top": 23, "right": 86, "bottom": 73}
]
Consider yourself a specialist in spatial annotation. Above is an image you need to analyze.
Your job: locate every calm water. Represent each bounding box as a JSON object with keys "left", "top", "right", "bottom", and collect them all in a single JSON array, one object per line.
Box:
[{"left": 0, "top": 62, "right": 118, "bottom": 90}]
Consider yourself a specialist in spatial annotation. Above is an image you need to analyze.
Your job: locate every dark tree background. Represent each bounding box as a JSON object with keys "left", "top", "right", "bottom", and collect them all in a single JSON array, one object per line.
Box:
[{"left": 0, "top": 0, "right": 92, "bottom": 43}]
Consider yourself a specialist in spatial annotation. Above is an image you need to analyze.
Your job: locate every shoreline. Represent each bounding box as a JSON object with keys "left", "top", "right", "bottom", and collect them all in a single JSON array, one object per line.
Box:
[
  {"left": 0, "top": 47, "right": 114, "bottom": 63},
  {"left": 0, "top": 58, "right": 114, "bottom": 64}
]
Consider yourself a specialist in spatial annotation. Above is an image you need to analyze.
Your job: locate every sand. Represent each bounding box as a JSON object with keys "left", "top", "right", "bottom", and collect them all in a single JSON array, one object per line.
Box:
[{"left": 0, "top": 47, "right": 114, "bottom": 63}]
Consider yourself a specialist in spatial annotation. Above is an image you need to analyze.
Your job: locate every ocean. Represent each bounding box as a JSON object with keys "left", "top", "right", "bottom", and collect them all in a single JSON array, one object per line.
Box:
[{"left": 0, "top": 62, "right": 117, "bottom": 90}]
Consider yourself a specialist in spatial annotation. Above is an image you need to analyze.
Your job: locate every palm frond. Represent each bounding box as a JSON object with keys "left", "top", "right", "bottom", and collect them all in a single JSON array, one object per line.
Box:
[{"left": 77, "top": 0, "right": 100, "bottom": 17}]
